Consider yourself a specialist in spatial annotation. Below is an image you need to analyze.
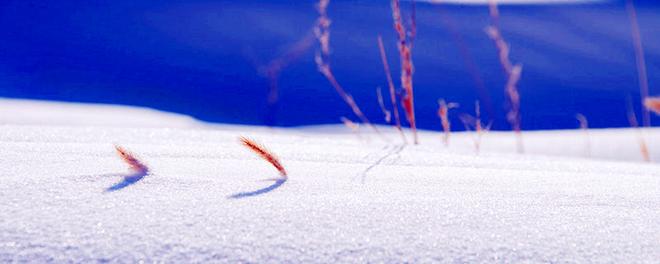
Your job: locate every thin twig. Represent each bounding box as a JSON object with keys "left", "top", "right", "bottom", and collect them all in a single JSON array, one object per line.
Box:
[
  {"left": 626, "top": 0, "right": 650, "bottom": 127},
  {"left": 377, "top": 35, "right": 407, "bottom": 143},
  {"left": 626, "top": 99, "right": 650, "bottom": 162},
  {"left": 314, "top": 0, "right": 380, "bottom": 135},
  {"left": 376, "top": 87, "right": 392, "bottom": 123}
]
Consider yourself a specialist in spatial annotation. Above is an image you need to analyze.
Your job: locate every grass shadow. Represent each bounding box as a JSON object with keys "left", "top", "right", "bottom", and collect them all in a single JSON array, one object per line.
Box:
[
  {"left": 105, "top": 170, "right": 148, "bottom": 192},
  {"left": 228, "top": 178, "right": 287, "bottom": 199}
]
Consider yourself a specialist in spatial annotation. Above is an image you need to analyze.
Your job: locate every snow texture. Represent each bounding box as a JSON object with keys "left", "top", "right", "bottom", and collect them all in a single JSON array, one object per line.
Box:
[{"left": 1, "top": 99, "right": 659, "bottom": 263}]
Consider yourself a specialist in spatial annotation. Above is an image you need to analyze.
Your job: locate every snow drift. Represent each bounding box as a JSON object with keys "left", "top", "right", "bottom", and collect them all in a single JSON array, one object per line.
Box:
[{"left": 0, "top": 99, "right": 659, "bottom": 262}]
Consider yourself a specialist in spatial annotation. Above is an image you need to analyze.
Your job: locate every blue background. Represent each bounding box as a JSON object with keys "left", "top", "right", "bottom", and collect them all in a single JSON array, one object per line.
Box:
[{"left": 1, "top": 0, "right": 659, "bottom": 131}]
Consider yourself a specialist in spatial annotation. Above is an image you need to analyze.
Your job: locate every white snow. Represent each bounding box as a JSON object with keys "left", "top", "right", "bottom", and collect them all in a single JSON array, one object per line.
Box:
[{"left": 1, "top": 99, "right": 659, "bottom": 262}]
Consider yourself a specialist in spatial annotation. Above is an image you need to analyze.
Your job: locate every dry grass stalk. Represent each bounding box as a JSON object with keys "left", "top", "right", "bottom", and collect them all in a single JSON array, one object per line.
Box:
[
  {"left": 376, "top": 87, "right": 392, "bottom": 123},
  {"left": 377, "top": 35, "right": 406, "bottom": 143},
  {"left": 459, "top": 101, "right": 491, "bottom": 154},
  {"left": 239, "top": 137, "right": 287, "bottom": 177},
  {"left": 626, "top": 0, "right": 650, "bottom": 127},
  {"left": 107, "top": 145, "right": 149, "bottom": 192},
  {"left": 314, "top": 0, "right": 379, "bottom": 135},
  {"left": 486, "top": 0, "right": 524, "bottom": 153},
  {"left": 391, "top": 0, "right": 418, "bottom": 144},
  {"left": 627, "top": 106, "right": 650, "bottom": 162},
  {"left": 506, "top": 64, "right": 524, "bottom": 153},
  {"left": 575, "top": 113, "right": 591, "bottom": 158},
  {"left": 115, "top": 145, "right": 148, "bottom": 173},
  {"left": 437, "top": 99, "right": 458, "bottom": 147}
]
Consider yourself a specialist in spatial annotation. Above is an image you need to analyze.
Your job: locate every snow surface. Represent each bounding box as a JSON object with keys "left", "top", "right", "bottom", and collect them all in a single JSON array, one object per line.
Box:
[{"left": 1, "top": 99, "right": 659, "bottom": 262}]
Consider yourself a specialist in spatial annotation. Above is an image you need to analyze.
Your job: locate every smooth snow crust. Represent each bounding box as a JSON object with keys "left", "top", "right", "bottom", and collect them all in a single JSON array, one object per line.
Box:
[
  {"left": 1, "top": 99, "right": 659, "bottom": 263},
  {"left": 0, "top": 99, "right": 200, "bottom": 128}
]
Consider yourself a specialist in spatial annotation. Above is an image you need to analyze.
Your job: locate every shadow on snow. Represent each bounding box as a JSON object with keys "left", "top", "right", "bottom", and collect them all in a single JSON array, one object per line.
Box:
[
  {"left": 105, "top": 170, "right": 148, "bottom": 192},
  {"left": 228, "top": 178, "right": 287, "bottom": 199}
]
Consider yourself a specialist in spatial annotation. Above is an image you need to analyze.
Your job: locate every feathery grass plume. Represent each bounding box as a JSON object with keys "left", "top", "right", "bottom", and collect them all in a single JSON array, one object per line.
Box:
[
  {"left": 437, "top": 99, "right": 458, "bottom": 147},
  {"left": 107, "top": 145, "right": 149, "bottom": 192},
  {"left": 115, "top": 145, "right": 148, "bottom": 173},
  {"left": 575, "top": 113, "right": 591, "bottom": 158},
  {"left": 459, "top": 101, "right": 491, "bottom": 154},
  {"left": 506, "top": 64, "right": 524, "bottom": 153},
  {"left": 643, "top": 96, "right": 660, "bottom": 115},
  {"left": 486, "top": 0, "right": 524, "bottom": 153},
  {"left": 626, "top": 0, "right": 650, "bottom": 127},
  {"left": 377, "top": 35, "right": 407, "bottom": 143},
  {"left": 391, "top": 0, "right": 418, "bottom": 144},
  {"left": 257, "top": 33, "right": 315, "bottom": 126},
  {"left": 626, "top": 101, "right": 650, "bottom": 162},
  {"left": 314, "top": 0, "right": 380, "bottom": 136},
  {"left": 239, "top": 137, "right": 287, "bottom": 177},
  {"left": 376, "top": 87, "right": 392, "bottom": 123}
]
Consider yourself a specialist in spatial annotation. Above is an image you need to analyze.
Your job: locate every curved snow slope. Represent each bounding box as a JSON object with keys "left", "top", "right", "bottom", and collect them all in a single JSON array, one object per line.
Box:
[
  {"left": 0, "top": 99, "right": 199, "bottom": 128},
  {"left": 1, "top": 100, "right": 659, "bottom": 262}
]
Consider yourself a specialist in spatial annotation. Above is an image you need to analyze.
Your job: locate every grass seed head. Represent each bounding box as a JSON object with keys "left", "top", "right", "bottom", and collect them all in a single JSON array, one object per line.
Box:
[
  {"left": 643, "top": 97, "right": 660, "bottom": 115},
  {"left": 115, "top": 145, "right": 148, "bottom": 173},
  {"left": 239, "top": 137, "right": 287, "bottom": 177}
]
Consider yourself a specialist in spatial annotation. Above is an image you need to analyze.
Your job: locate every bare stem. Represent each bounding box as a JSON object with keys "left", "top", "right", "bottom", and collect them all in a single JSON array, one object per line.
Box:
[
  {"left": 626, "top": 0, "right": 650, "bottom": 127},
  {"left": 314, "top": 0, "right": 381, "bottom": 136},
  {"left": 486, "top": 0, "right": 524, "bottom": 153},
  {"left": 378, "top": 35, "right": 407, "bottom": 144},
  {"left": 627, "top": 99, "right": 650, "bottom": 162}
]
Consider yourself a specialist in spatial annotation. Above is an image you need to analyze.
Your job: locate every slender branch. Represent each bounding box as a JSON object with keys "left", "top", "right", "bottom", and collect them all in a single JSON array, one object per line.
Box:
[
  {"left": 378, "top": 35, "right": 407, "bottom": 143},
  {"left": 376, "top": 87, "right": 392, "bottom": 123},
  {"left": 314, "top": 0, "right": 380, "bottom": 135},
  {"left": 627, "top": 98, "right": 650, "bottom": 162},
  {"left": 626, "top": 0, "right": 650, "bottom": 127}
]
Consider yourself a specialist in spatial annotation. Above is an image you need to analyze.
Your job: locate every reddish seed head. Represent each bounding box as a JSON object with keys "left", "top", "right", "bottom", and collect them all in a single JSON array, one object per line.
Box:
[
  {"left": 239, "top": 137, "right": 287, "bottom": 177},
  {"left": 437, "top": 100, "right": 458, "bottom": 147},
  {"left": 391, "top": 0, "right": 418, "bottom": 143},
  {"left": 644, "top": 97, "right": 660, "bottom": 115},
  {"left": 115, "top": 145, "right": 148, "bottom": 173}
]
